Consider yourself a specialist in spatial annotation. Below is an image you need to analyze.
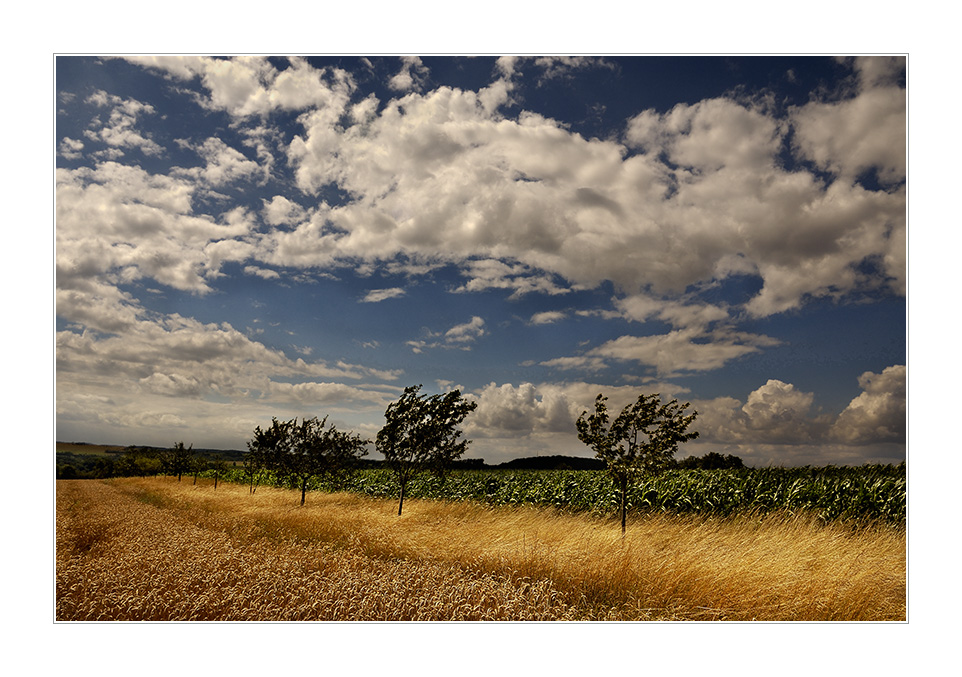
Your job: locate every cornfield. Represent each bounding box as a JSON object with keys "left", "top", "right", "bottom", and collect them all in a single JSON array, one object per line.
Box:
[{"left": 213, "top": 464, "right": 906, "bottom": 525}]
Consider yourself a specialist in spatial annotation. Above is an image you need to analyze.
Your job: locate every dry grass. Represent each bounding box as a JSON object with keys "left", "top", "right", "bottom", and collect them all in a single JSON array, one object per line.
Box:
[{"left": 56, "top": 477, "right": 905, "bottom": 621}]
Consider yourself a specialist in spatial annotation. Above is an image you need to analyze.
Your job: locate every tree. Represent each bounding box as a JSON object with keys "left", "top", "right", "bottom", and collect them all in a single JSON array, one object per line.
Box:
[
  {"left": 576, "top": 393, "right": 699, "bottom": 535},
  {"left": 247, "top": 416, "right": 369, "bottom": 505},
  {"left": 167, "top": 441, "right": 194, "bottom": 482},
  {"left": 284, "top": 416, "right": 369, "bottom": 506},
  {"left": 376, "top": 385, "right": 478, "bottom": 516},
  {"left": 245, "top": 419, "right": 290, "bottom": 494},
  {"left": 209, "top": 454, "right": 228, "bottom": 489},
  {"left": 191, "top": 455, "right": 207, "bottom": 485}
]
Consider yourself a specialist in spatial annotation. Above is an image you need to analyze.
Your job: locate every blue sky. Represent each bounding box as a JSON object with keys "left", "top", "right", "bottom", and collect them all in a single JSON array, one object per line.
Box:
[{"left": 55, "top": 55, "right": 906, "bottom": 466}]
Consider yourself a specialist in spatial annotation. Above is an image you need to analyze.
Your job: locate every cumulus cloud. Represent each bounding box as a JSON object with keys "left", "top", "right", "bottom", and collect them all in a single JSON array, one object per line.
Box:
[
  {"left": 792, "top": 56, "right": 906, "bottom": 185},
  {"left": 831, "top": 365, "right": 906, "bottom": 444},
  {"left": 466, "top": 381, "right": 677, "bottom": 437},
  {"left": 259, "top": 56, "right": 903, "bottom": 328},
  {"left": 83, "top": 90, "right": 164, "bottom": 157},
  {"left": 123, "top": 55, "right": 356, "bottom": 119},
  {"left": 56, "top": 162, "right": 252, "bottom": 296},
  {"left": 689, "top": 370, "right": 905, "bottom": 453},
  {"left": 467, "top": 382, "right": 579, "bottom": 435},
  {"left": 388, "top": 56, "right": 430, "bottom": 92},
  {"left": 174, "top": 137, "right": 261, "bottom": 187},
  {"left": 738, "top": 380, "right": 829, "bottom": 444},
  {"left": 59, "top": 137, "right": 84, "bottom": 159},
  {"left": 263, "top": 195, "right": 308, "bottom": 226}
]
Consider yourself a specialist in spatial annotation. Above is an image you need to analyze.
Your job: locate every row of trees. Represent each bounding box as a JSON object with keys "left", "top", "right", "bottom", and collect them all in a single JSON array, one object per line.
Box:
[
  {"left": 66, "top": 386, "right": 700, "bottom": 530},
  {"left": 244, "top": 416, "right": 368, "bottom": 505},
  {"left": 242, "top": 385, "right": 478, "bottom": 514},
  {"left": 57, "top": 443, "right": 232, "bottom": 483},
  {"left": 238, "top": 385, "right": 698, "bottom": 528}
]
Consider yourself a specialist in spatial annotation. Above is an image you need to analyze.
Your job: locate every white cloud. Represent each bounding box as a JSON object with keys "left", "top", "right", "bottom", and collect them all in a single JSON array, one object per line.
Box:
[
  {"left": 175, "top": 137, "right": 261, "bottom": 187},
  {"left": 123, "top": 55, "right": 356, "bottom": 119},
  {"left": 244, "top": 265, "right": 280, "bottom": 280},
  {"left": 792, "top": 56, "right": 906, "bottom": 185},
  {"left": 407, "top": 316, "right": 486, "bottom": 352},
  {"left": 265, "top": 59, "right": 903, "bottom": 326},
  {"left": 615, "top": 294, "right": 730, "bottom": 330},
  {"left": 59, "top": 137, "right": 84, "bottom": 159},
  {"left": 388, "top": 56, "right": 429, "bottom": 92},
  {"left": 454, "top": 259, "right": 571, "bottom": 298},
  {"left": 738, "top": 380, "right": 828, "bottom": 444},
  {"left": 56, "top": 163, "right": 252, "bottom": 295},
  {"left": 467, "top": 382, "right": 579, "bottom": 435},
  {"left": 544, "top": 326, "right": 780, "bottom": 377},
  {"left": 530, "top": 310, "right": 566, "bottom": 325},
  {"left": 445, "top": 315, "right": 486, "bottom": 343},
  {"left": 832, "top": 365, "right": 906, "bottom": 444},
  {"left": 56, "top": 306, "right": 403, "bottom": 442},
  {"left": 361, "top": 287, "right": 406, "bottom": 303},
  {"left": 263, "top": 195, "right": 308, "bottom": 226},
  {"left": 83, "top": 90, "right": 163, "bottom": 156}
]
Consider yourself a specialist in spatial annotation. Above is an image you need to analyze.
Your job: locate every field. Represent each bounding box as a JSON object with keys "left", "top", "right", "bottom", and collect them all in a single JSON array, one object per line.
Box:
[
  {"left": 229, "top": 464, "right": 907, "bottom": 524},
  {"left": 56, "top": 475, "right": 906, "bottom": 621},
  {"left": 56, "top": 442, "right": 128, "bottom": 456}
]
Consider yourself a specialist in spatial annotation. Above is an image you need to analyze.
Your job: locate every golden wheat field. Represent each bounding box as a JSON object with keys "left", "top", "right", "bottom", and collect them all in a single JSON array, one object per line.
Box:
[{"left": 55, "top": 477, "right": 906, "bottom": 621}]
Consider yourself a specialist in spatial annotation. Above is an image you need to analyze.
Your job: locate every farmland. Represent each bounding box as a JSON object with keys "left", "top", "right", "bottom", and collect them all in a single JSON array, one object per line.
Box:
[
  {"left": 227, "top": 463, "right": 907, "bottom": 525},
  {"left": 56, "top": 472, "right": 906, "bottom": 621}
]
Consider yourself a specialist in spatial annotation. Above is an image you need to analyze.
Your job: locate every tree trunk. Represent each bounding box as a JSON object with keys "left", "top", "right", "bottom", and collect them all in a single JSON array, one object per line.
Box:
[
  {"left": 301, "top": 478, "right": 307, "bottom": 506},
  {"left": 620, "top": 474, "right": 628, "bottom": 536},
  {"left": 397, "top": 481, "right": 406, "bottom": 516}
]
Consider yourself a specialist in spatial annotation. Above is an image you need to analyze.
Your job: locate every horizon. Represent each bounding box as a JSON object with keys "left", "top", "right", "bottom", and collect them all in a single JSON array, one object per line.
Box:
[{"left": 55, "top": 55, "right": 906, "bottom": 467}]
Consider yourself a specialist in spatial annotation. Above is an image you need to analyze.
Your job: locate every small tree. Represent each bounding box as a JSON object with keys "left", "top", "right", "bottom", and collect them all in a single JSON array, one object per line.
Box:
[
  {"left": 191, "top": 455, "right": 207, "bottom": 485},
  {"left": 168, "top": 441, "right": 194, "bottom": 482},
  {"left": 246, "top": 418, "right": 293, "bottom": 493},
  {"left": 209, "top": 454, "right": 228, "bottom": 489},
  {"left": 247, "top": 416, "right": 369, "bottom": 505},
  {"left": 577, "top": 393, "right": 699, "bottom": 535},
  {"left": 284, "top": 416, "right": 369, "bottom": 506},
  {"left": 376, "top": 385, "right": 478, "bottom": 516}
]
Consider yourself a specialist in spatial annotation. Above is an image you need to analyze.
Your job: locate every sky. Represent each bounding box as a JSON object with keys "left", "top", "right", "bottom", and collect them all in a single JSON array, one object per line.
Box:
[{"left": 54, "top": 55, "right": 907, "bottom": 467}]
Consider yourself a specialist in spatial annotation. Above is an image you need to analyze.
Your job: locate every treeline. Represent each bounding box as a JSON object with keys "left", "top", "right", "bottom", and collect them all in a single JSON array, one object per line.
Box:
[
  {"left": 57, "top": 447, "right": 740, "bottom": 479},
  {"left": 56, "top": 444, "right": 239, "bottom": 482}
]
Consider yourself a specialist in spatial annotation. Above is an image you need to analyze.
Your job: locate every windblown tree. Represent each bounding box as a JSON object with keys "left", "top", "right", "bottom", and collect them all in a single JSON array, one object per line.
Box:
[
  {"left": 246, "top": 418, "right": 292, "bottom": 494},
  {"left": 247, "top": 416, "right": 368, "bottom": 505},
  {"left": 376, "top": 385, "right": 478, "bottom": 516},
  {"left": 577, "top": 393, "right": 699, "bottom": 535},
  {"left": 284, "top": 416, "right": 369, "bottom": 506},
  {"left": 166, "top": 441, "right": 195, "bottom": 482},
  {"left": 209, "top": 454, "right": 228, "bottom": 489}
]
